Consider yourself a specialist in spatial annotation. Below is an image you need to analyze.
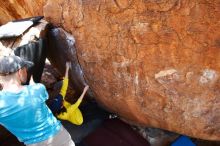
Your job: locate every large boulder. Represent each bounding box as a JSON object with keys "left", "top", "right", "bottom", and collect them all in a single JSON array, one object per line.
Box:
[
  {"left": 47, "top": 27, "right": 89, "bottom": 98},
  {"left": 0, "top": 0, "right": 45, "bottom": 25},
  {"left": 0, "top": 0, "right": 220, "bottom": 140}
]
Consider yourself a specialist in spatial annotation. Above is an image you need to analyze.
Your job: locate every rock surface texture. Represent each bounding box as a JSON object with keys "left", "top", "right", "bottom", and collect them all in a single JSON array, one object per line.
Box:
[
  {"left": 0, "top": 0, "right": 45, "bottom": 25},
  {"left": 47, "top": 27, "right": 89, "bottom": 98},
  {"left": 0, "top": 0, "right": 220, "bottom": 140}
]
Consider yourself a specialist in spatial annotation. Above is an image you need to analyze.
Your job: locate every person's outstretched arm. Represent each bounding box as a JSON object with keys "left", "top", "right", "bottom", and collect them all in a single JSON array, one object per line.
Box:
[
  {"left": 48, "top": 62, "right": 71, "bottom": 114},
  {"left": 79, "top": 85, "right": 89, "bottom": 101},
  {"left": 60, "top": 62, "right": 71, "bottom": 98},
  {"left": 64, "top": 85, "right": 89, "bottom": 109}
]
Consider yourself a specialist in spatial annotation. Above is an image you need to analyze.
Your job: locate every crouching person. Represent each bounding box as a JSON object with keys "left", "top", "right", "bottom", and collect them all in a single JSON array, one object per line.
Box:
[{"left": 0, "top": 56, "right": 75, "bottom": 146}]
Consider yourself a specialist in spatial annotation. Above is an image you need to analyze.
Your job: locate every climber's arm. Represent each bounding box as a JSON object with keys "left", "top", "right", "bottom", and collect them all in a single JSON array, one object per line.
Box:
[
  {"left": 60, "top": 62, "right": 71, "bottom": 98},
  {"left": 75, "top": 85, "right": 89, "bottom": 107},
  {"left": 48, "top": 62, "right": 71, "bottom": 114},
  {"left": 79, "top": 85, "right": 89, "bottom": 101},
  {"left": 60, "top": 77, "right": 69, "bottom": 98},
  {"left": 63, "top": 85, "right": 89, "bottom": 109}
]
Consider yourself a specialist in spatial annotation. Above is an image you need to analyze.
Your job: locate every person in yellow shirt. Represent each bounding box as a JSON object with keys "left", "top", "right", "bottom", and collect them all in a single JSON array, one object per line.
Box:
[{"left": 47, "top": 62, "right": 89, "bottom": 125}]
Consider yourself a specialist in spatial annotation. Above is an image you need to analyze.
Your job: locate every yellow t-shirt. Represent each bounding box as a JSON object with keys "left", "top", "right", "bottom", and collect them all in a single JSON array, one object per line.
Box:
[{"left": 58, "top": 77, "right": 83, "bottom": 125}]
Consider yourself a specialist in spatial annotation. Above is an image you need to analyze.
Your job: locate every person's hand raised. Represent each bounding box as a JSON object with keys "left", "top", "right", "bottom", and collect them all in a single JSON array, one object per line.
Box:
[
  {"left": 84, "top": 85, "right": 89, "bottom": 92},
  {"left": 66, "top": 62, "right": 71, "bottom": 70}
]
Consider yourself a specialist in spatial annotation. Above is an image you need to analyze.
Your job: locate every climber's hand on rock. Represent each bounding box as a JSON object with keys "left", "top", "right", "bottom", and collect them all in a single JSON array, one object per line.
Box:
[
  {"left": 78, "top": 85, "right": 89, "bottom": 101},
  {"left": 66, "top": 61, "right": 71, "bottom": 70},
  {"left": 84, "top": 85, "right": 89, "bottom": 92},
  {"left": 65, "top": 61, "right": 71, "bottom": 78}
]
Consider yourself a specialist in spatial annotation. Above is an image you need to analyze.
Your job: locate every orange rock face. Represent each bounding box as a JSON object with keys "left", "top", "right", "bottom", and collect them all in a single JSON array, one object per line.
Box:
[
  {"left": 0, "top": 0, "right": 220, "bottom": 140},
  {"left": 0, "top": 0, "right": 45, "bottom": 24}
]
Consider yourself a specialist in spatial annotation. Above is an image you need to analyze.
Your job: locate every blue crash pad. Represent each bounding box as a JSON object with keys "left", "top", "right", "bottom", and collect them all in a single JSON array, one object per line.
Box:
[{"left": 171, "top": 135, "right": 196, "bottom": 146}]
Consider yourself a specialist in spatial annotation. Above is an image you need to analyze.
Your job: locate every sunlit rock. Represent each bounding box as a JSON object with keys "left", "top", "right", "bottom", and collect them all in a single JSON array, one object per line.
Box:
[{"left": 0, "top": 0, "right": 219, "bottom": 140}]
